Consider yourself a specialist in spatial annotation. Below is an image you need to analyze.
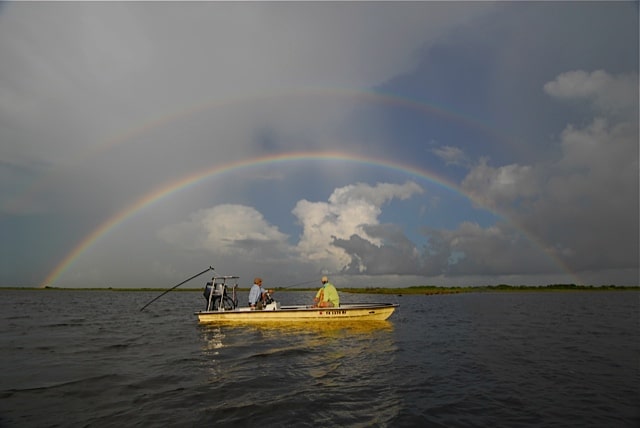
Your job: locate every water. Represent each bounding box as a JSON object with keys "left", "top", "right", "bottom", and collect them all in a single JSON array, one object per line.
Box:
[{"left": 1, "top": 290, "right": 638, "bottom": 427}]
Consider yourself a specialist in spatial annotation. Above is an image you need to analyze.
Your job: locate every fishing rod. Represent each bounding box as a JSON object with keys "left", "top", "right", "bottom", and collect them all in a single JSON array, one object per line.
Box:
[
  {"left": 259, "top": 278, "right": 317, "bottom": 305},
  {"left": 140, "top": 266, "right": 214, "bottom": 312},
  {"left": 277, "top": 278, "right": 320, "bottom": 290},
  {"left": 278, "top": 273, "right": 346, "bottom": 289}
]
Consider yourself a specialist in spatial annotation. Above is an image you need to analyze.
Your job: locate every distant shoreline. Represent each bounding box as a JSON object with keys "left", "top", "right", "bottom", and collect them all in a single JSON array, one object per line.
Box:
[{"left": 1, "top": 284, "right": 638, "bottom": 294}]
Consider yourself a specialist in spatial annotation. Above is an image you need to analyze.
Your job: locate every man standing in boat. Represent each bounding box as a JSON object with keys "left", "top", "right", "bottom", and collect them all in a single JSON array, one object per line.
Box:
[
  {"left": 313, "top": 276, "right": 340, "bottom": 308},
  {"left": 248, "top": 277, "right": 273, "bottom": 310}
]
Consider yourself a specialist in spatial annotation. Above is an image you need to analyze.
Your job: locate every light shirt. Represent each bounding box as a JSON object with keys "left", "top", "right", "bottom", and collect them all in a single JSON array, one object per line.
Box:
[
  {"left": 316, "top": 282, "right": 340, "bottom": 307},
  {"left": 248, "top": 283, "right": 263, "bottom": 305}
]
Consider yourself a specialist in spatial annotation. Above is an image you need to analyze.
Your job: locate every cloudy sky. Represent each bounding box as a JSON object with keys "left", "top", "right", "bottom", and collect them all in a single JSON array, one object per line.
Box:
[{"left": 1, "top": 2, "right": 638, "bottom": 289}]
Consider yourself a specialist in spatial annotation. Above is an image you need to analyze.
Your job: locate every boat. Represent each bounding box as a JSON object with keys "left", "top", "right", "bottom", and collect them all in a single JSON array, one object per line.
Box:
[
  {"left": 196, "top": 275, "right": 398, "bottom": 324},
  {"left": 197, "top": 302, "right": 399, "bottom": 323}
]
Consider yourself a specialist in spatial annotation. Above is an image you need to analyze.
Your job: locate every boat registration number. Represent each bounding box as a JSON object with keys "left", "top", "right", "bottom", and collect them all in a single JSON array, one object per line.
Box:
[{"left": 323, "top": 310, "right": 347, "bottom": 315}]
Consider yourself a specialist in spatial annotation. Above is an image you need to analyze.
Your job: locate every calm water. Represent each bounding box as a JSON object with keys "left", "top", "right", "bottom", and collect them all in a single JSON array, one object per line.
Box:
[{"left": 1, "top": 290, "right": 638, "bottom": 427}]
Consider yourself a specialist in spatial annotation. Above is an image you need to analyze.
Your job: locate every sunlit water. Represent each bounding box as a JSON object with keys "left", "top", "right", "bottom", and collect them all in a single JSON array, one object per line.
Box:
[{"left": 1, "top": 290, "right": 638, "bottom": 427}]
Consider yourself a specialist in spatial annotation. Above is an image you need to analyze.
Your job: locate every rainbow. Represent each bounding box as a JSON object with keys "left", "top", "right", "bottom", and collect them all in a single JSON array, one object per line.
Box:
[
  {"left": 6, "top": 86, "right": 513, "bottom": 215},
  {"left": 41, "top": 151, "right": 577, "bottom": 287}
]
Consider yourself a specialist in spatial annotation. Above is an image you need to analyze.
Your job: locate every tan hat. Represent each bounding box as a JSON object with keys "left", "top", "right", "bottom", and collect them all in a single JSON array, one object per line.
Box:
[
  {"left": 321, "top": 276, "right": 328, "bottom": 283},
  {"left": 254, "top": 277, "right": 263, "bottom": 284}
]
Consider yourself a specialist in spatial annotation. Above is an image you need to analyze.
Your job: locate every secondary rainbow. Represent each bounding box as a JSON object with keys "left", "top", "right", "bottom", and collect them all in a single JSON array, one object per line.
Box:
[{"left": 7, "top": 86, "right": 513, "bottom": 215}]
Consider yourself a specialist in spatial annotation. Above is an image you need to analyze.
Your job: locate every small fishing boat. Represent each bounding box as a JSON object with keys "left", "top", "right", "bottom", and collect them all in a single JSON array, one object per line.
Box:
[{"left": 196, "top": 275, "right": 398, "bottom": 324}]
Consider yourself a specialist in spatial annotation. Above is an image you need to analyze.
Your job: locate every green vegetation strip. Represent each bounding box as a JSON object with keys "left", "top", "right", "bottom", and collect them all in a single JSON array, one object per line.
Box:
[
  {"left": 1, "top": 284, "right": 638, "bottom": 293},
  {"left": 341, "top": 284, "right": 639, "bottom": 294}
]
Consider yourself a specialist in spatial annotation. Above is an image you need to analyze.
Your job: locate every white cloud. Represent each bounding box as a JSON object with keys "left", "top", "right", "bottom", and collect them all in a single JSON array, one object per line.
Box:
[
  {"left": 461, "top": 158, "right": 539, "bottom": 212},
  {"left": 431, "top": 145, "right": 470, "bottom": 167},
  {"left": 328, "top": 181, "right": 423, "bottom": 206},
  {"left": 158, "top": 182, "right": 424, "bottom": 276},
  {"left": 293, "top": 181, "right": 423, "bottom": 272},
  {"left": 544, "top": 70, "right": 638, "bottom": 119},
  {"left": 158, "top": 204, "right": 291, "bottom": 259}
]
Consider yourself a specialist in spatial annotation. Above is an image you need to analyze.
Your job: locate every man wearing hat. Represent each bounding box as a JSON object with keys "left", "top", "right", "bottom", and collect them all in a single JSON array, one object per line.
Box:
[
  {"left": 313, "top": 276, "right": 340, "bottom": 308},
  {"left": 248, "top": 277, "right": 273, "bottom": 310}
]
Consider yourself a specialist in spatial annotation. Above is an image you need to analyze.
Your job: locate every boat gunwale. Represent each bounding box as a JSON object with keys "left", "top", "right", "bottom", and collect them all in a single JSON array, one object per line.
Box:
[{"left": 195, "top": 302, "right": 398, "bottom": 315}]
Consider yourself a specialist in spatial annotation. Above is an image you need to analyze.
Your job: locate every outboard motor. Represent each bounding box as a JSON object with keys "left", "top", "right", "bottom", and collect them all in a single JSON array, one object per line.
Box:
[
  {"left": 204, "top": 278, "right": 238, "bottom": 311},
  {"left": 203, "top": 281, "right": 213, "bottom": 300},
  {"left": 203, "top": 281, "right": 223, "bottom": 310}
]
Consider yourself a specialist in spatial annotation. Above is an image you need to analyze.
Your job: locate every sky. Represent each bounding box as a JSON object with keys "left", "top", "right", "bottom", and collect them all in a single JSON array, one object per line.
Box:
[{"left": 1, "top": 1, "right": 638, "bottom": 289}]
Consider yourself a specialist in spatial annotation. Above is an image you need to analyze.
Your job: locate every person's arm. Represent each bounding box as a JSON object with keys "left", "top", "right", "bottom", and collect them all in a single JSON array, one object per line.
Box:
[{"left": 313, "top": 288, "right": 324, "bottom": 306}]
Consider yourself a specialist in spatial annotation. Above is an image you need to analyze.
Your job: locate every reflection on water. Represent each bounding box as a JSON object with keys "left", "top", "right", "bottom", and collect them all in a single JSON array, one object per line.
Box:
[
  {"left": 201, "top": 326, "right": 226, "bottom": 352},
  {"left": 198, "top": 320, "right": 394, "bottom": 357},
  {"left": 196, "top": 319, "right": 402, "bottom": 426},
  {"left": 202, "top": 319, "right": 393, "bottom": 335}
]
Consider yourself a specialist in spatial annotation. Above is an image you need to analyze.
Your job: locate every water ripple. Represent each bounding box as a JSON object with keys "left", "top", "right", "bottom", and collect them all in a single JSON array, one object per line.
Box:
[{"left": 0, "top": 290, "right": 638, "bottom": 427}]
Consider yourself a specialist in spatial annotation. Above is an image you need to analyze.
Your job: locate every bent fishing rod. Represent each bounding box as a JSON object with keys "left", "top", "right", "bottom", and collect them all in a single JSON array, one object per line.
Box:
[{"left": 140, "top": 266, "right": 214, "bottom": 312}]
